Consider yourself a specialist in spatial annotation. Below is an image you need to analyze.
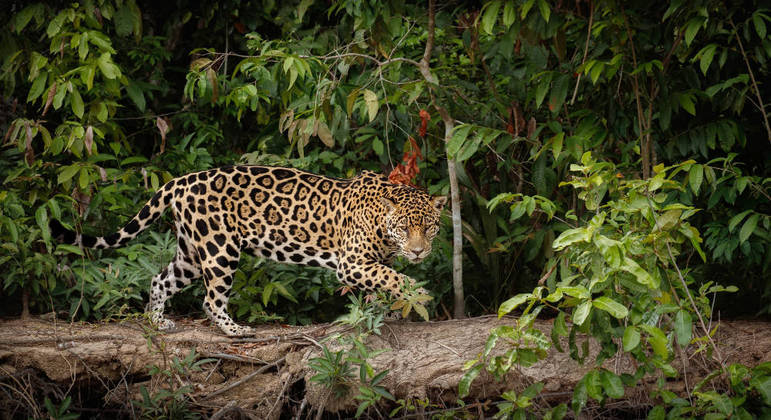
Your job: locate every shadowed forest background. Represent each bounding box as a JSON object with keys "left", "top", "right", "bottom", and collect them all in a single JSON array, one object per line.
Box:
[{"left": 1, "top": 0, "right": 770, "bottom": 418}]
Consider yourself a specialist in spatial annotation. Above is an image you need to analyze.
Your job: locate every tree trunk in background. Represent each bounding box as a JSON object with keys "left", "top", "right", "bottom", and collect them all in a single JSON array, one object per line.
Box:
[
  {"left": 445, "top": 126, "right": 465, "bottom": 319},
  {"left": 419, "top": 0, "right": 465, "bottom": 318}
]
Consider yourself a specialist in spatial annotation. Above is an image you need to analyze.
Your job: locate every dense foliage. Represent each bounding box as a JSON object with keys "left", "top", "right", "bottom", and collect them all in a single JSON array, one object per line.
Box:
[{"left": 1, "top": 0, "right": 769, "bottom": 417}]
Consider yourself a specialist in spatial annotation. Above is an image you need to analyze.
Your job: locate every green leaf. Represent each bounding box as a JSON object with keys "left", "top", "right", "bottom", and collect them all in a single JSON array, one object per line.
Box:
[
  {"left": 739, "top": 213, "right": 759, "bottom": 243},
  {"left": 554, "top": 311, "right": 568, "bottom": 335},
  {"left": 559, "top": 286, "right": 590, "bottom": 299},
  {"left": 572, "top": 377, "right": 587, "bottom": 415},
  {"left": 592, "top": 296, "right": 628, "bottom": 319},
  {"left": 754, "top": 12, "right": 767, "bottom": 39},
  {"left": 27, "top": 73, "right": 47, "bottom": 103},
  {"left": 447, "top": 124, "right": 473, "bottom": 158},
  {"left": 621, "top": 257, "right": 657, "bottom": 288},
  {"left": 56, "top": 244, "right": 84, "bottom": 256},
  {"left": 674, "top": 309, "right": 692, "bottom": 346},
  {"left": 688, "top": 164, "right": 703, "bottom": 195},
  {"left": 549, "top": 74, "right": 570, "bottom": 114},
  {"left": 95, "top": 101, "right": 108, "bottom": 122},
  {"left": 699, "top": 44, "right": 717, "bottom": 75},
  {"left": 498, "top": 293, "right": 531, "bottom": 318},
  {"left": 456, "top": 134, "right": 481, "bottom": 162},
  {"left": 481, "top": 0, "right": 502, "bottom": 35},
  {"left": 362, "top": 89, "right": 379, "bottom": 122},
  {"left": 58, "top": 165, "right": 80, "bottom": 184},
  {"left": 262, "top": 282, "right": 274, "bottom": 306},
  {"left": 679, "top": 93, "right": 696, "bottom": 116},
  {"left": 641, "top": 325, "right": 668, "bottom": 358},
  {"left": 502, "top": 1, "right": 516, "bottom": 27},
  {"left": 97, "top": 53, "right": 120, "bottom": 79},
  {"left": 572, "top": 300, "right": 592, "bottom": 326},
  {"left": 684, "top": 17, "right": 704, "bottom": 46},
  {"left": 537, "top": 0, "right": 550, "bottom": 22},
  {"left": 35, "top": 205, "right": 49, "bottom": 240},
  {"left": 750, "top": 375, "right": 771, "bottom": 405},
  {"left": 126, "top": 82, "right": 146, "bottom": 112},
  {"left": 623, "top": 326, "right": 641, "bottom": 351},
  {"left": 372, "top": 138, "right": 384, "bottom": 155},
  {"left": 14, "top": 4, "right": 42, "bottom": 34},
  {"left": 46, "top": 11, "right": 66, "bottom": 38},
  {"left": 728, "top": 210, "right": 751, "bottom": 232},
  {"left": 600, "top": 370, "right": 624, "bottom": 399},
  {"left": 82, "top": 65, "right": 96, "bottom": 91},
  {"left": 115, "top": 4, "right": 135, "bottom": 37},
  {"left": 71, "top": 87, "right": 84, "bottom": 119},
  {"left": 535, "top": 74, "right": 552, "bottom": 109},
  {"left": 552, "top": 227, "right": 589, "bottom": 250},
  {"left": 78, "top": 167, "right": 90, "bottom": 190},
  {"left": 459, "top": 364, "right": 482, "bottom": 398}
]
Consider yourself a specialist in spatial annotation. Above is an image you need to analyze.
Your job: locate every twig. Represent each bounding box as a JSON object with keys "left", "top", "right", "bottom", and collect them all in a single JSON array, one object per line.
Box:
[
  {"left": 729, "top": 18, "right": 771, "bottom": 144},
  {"left": 621, "top": 9, "right": 650, "bottom": 179},
  {"left": 645, "top": 197, "right": 727, "bottom": 371},
  {"left": 266, "top": 373, "right": 294, "bottom": 419},
  {"left": 203, "top": 356, "right": 286, "bottom": 400},
  {"left": 433, "top": 341, "right": 461, "bottom": 357},
  {"left": 202, "top": 352, "right": 266, "bottom": 363},
  {"left": 295, "top": 397, "right": 308, "bottom": 420},
  {"left": 570, "top": 0, "right": 594, "bottom": 105},
  {"left": 0, "top": 368, "right": 41, "bottom": 418},
  {"left": 209, "top": 401, "right": 240, "bottom": 420},
  {"left": 204, "top": 359, "right": 221, "bottom": 382}
]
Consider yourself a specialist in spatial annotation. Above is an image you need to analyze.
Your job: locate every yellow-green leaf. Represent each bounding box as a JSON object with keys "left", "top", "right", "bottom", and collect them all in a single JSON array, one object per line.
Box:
[
  {"left": 71, "top": 88, "right": 84, "bottom": 119},
  {"left": 573, "top": 300, "right": 592, "bottom": 326},
  {"left": 498, "top": 293, "right": 531, "bottom": 318},
  {"left": 592, "top": 296, "right": 628, "bottom": 319},
  {"left": 481, "top": 0, "right": 502, "bottom": 35},
  {"left": 362, "top": 89, "right": 379, "bottom": 122},
  {"left": 316, "top": 121, "right": 335, "bottom": 148},
  {"left": 623, "top": 326, "right": 640, "bottom": 351}
]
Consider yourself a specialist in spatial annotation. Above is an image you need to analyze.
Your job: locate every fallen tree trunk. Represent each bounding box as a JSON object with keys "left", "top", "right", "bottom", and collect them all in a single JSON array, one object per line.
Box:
[{"left": 0, "top": 316, "right": 769, "bottom": 418}]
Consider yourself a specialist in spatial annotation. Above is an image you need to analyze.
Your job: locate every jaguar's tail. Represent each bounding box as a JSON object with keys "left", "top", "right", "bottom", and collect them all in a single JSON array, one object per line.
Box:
[{"left": 51, "top": 185, "right": 173, "bottom": 249}]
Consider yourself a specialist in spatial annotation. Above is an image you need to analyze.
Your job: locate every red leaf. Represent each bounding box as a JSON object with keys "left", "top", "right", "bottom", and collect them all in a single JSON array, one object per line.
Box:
[
  {"left": 42, "top": 82, "right": 57, "bottom": 117},
  {"left": 418, "top": 109, "right": 431, "bottom": 138},
  {"left": 24, "top": 122, "right": 34, "bottom": 165},
  {"left": 388, "top": 136, "right": 423, "bottom": 187}
]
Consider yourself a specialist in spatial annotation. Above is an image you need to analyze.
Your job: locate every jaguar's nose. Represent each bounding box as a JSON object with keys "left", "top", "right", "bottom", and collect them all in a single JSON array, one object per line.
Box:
[{"left": 410, "top": 247, "right": 424, "bottom": 257}]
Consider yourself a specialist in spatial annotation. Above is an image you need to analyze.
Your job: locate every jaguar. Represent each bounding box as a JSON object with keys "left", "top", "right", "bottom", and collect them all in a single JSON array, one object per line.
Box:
[{"left": 51, "top": 166, "right": 446, "bottom": 336}]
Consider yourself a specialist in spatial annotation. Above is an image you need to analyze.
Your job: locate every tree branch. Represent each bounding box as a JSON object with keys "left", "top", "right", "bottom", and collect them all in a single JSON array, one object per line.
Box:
[{"left": 729, "top": 19, "right": 771, "bottom": 145}]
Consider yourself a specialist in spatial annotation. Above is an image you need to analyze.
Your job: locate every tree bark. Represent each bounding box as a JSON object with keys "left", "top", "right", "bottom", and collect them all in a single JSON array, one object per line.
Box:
[{"left": 1, "top": 317, "right": 769, "bottom": 418}]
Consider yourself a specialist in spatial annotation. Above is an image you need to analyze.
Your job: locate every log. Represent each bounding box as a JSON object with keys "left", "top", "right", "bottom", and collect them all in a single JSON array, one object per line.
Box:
[{"left": 0, "top": 316, "right": 769, "bottom": 418}]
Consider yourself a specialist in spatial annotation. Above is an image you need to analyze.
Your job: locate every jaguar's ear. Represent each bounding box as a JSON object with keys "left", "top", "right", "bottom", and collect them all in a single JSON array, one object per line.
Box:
[
  {"left": 380, "top": 197, "right": 397, "bottom": 213},
  {"left": 432, "top": 196, "right": 448, "bottom": 212}
]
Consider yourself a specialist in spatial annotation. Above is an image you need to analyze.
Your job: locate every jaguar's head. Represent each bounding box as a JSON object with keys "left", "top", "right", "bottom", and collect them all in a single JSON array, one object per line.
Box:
[{"left": 381, "top": 189, "right": 447, "bottom": 263}]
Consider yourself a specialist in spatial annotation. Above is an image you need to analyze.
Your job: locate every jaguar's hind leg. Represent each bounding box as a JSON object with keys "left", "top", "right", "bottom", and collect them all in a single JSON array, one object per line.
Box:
[
  {"left": 199, "top": 254, "right": 254, "bottom": 337},
  {"left": 147, "top": 251, "right": 201, "bottom": 331}
]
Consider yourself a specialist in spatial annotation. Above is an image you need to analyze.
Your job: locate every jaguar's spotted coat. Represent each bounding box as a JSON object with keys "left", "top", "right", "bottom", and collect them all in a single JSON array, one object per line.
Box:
[{"left": 52, "top": 166, "right": 446, "bottom": 336}]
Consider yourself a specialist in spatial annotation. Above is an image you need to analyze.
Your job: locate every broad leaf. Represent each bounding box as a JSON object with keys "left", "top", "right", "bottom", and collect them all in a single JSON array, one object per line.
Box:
[{"left": 592, "top": 296, "right": 628, "bottom": 319}]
